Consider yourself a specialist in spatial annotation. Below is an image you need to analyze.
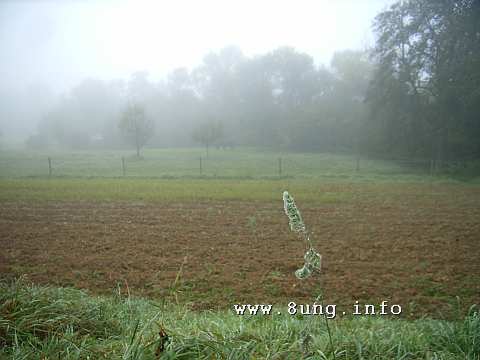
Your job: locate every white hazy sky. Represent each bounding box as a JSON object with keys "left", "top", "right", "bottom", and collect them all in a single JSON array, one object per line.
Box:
[{"left": 0, "top": 0, "right": 395, "bottom": 93}]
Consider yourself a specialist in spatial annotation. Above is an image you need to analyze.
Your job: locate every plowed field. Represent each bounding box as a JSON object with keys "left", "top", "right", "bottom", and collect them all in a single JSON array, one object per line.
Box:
[{"left": 1, "top": 184, "right": 479, "bottom": 318}]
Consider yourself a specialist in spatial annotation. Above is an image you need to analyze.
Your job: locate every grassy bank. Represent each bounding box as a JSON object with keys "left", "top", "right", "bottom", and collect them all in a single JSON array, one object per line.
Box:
[{"left": 1, "top": 280, "right": 478, "bottom": 359}]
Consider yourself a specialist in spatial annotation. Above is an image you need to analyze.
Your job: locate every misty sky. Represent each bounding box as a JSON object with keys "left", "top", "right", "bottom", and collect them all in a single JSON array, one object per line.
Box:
[{"left": 1, "top": 0, "right": 394, "bottom": 94}]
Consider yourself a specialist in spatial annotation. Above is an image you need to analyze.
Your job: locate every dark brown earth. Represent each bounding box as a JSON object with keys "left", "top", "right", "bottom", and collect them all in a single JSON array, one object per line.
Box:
[{"left": 1, "top": 192, "right": 479, "bottom": 318}]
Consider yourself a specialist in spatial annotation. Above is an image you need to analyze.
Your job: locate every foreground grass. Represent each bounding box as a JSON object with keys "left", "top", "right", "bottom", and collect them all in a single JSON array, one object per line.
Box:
[{"left": 1, "top": 281, "right": 479, "bottom": 359}]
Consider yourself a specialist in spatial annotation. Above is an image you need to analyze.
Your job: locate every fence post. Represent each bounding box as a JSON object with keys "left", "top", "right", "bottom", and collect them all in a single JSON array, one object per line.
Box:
[
  {"left": 355, "top": 156, "right": 360, "bottom": 172},
  {"left": 199, "top": 156, "right": 202, "bottom": 175},
  {"left": 121, "top": 156, "right": 126, "bottom": 177},
  {"left": 278, "top": 157, "right": 282, "bottom": 176},
  {"left": 48, "top": 157, "right": 52, "bottom": 177}
]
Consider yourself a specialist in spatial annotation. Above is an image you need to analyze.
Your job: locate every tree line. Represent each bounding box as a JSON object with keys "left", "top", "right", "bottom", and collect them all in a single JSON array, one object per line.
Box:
[
  {"left": 366, "top": 0, "right": 480, "bottom": 161},
  {"left": 26, "top": 0, "right": 479, "bottom": 161}
]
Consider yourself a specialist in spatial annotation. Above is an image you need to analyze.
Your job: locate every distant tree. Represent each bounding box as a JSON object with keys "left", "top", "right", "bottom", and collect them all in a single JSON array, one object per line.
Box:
[
  {"left": 193, "top": 46, "right": 245, "bottom": 101},
  {"left": 265, "top": 47, "right": 319, "bottom": 109},
  {"left": 128, "top": 71, "right": 156, "bottom": 103},
  {"left": 262, "top": 47, "right": 325, "bottom": 149},
  {"left": 192, "top": 47, "right": 246, "bottom": 144},
  {"left": 330, "top": 50, "right": 372, "bottom": 152},
  {"left": 234, "top": 56, "right": 277, "bottom": 146},
  {"left": 118, "top": 103, "right": 154, "bottom": 157},
  {"left": 160, "top": 68, "right": 202, "bottom": 147},
  {"left": 192, "top": 120, "right": 223, "bottom": 157}
]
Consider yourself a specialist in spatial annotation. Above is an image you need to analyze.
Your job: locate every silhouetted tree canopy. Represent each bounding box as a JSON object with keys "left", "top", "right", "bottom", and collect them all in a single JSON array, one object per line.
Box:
[{"left": 366, "top": 0, "right": 480, "bottom": 159}]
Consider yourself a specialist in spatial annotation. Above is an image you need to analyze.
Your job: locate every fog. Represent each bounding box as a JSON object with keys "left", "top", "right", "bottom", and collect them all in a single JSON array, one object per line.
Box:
[
  {"left": 1, "top": 0, "right": 478, "bottom": 161},
  {"left": 0, "top": 0, "right": 391, "bottom": 143}
]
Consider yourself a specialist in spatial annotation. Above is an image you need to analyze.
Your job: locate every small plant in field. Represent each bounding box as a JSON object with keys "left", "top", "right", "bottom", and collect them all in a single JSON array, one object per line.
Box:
[
  {"left": 283, "top": 191, "right": 335, "bottom": 358},
  {"left": 247, "top": 215, "right": 257, "bottom": 239}
]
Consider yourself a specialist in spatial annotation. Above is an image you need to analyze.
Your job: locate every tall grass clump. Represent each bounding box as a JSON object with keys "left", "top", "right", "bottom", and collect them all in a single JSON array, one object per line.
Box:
[
  {"left": 1, "top": 279, "right": 479, "bottom": 359},
  {"left": 0, "top": 278, "right": 162, "bottom": 359},
  {"left": 0, "top": 279, "right": 121, "bottom": 346}
]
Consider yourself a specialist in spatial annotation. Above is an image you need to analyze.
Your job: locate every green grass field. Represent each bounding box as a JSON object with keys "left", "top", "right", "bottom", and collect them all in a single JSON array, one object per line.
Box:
[
  {"left": 1, "top": 147, "right": 478, "bottom": 204},
  {"left": 2, "top": 147, "right": 477, "bottom": 181}
]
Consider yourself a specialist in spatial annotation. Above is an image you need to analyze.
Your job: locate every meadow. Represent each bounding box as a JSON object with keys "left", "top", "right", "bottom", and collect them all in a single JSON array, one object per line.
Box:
[
  {"left": 2, "top": 147, "right": 475, "bottom": 180},
  {"left": 1, "top": 148, "right": 479, "bottom": 359}
]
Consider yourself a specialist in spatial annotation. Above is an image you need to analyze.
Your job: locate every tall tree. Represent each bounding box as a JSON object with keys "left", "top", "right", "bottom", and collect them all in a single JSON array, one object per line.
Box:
[
  {"left": 193, "top": 46, "right": 245, "bottom": 145},
  {"left": 367, "top": 0, "right": 480, "bottom": 158},
  {"left": 262, "top": 47, "right": 322, "bottom": 148},
  {"left": 118, "top": 103, "right": 154, "bottom": 157}
]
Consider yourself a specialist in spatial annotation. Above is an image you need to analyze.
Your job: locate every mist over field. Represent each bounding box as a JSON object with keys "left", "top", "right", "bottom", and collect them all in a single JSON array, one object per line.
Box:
[
  {"left": 1, "top": 0, "right": 478, "bottom": 164},
  {"left": 1, "top": 1, "right": 480, "bottom": 358},
  {"left": 1, "top": 0, "right": 391, "bottom": 149}
]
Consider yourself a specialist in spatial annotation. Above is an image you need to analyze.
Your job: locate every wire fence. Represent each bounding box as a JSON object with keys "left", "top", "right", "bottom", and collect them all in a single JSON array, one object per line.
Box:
[{"left": 0, "top": 150, "right": 478, "bottom": 179}]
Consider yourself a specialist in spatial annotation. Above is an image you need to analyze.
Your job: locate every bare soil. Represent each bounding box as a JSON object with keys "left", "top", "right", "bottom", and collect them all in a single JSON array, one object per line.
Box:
[{"left": 1, "top": 191, "right": 479, "bottom": 318}]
